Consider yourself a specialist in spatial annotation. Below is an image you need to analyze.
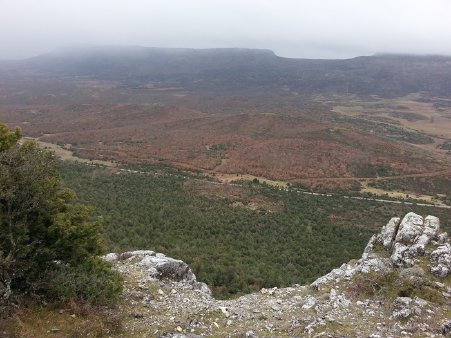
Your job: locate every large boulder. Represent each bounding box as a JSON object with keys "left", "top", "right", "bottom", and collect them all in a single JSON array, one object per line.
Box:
[{"left": 395, "top": 212, "right": 424, "bottom": 244}]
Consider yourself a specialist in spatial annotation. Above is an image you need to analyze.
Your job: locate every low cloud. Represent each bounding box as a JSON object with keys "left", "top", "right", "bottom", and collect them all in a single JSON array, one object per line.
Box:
[{"left": 1, "top": 0, "right": 451, "bottom": 59}]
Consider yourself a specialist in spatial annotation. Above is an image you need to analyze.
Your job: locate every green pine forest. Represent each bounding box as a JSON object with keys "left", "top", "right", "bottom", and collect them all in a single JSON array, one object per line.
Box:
[{"left": 60, "top": 162, "right": 451, "bottom": 299}]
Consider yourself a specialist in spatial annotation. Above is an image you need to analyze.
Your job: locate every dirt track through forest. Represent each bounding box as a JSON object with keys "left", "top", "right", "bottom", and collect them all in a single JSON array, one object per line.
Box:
[{"left": 32, "top": 138, "right": 451, "bottom": 210}]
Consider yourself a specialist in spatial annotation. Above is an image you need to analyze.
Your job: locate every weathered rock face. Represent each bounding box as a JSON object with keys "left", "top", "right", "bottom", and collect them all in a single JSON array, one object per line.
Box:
[
  {"left": 312, "top": 212, "right": 450, "bottom": 290},
  {"left": 430, "top": 243, "right": 451, "bottom": 278},
  {"left": 103, "top": 212, "right": 450, "bottom": 337},
  {"left": 103, "top": 250, "right": 211, "bottom": 296}
]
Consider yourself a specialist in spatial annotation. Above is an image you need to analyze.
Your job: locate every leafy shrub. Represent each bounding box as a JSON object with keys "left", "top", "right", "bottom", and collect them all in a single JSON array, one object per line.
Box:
[
  {"left": 0, "top": 123, "right": 122, "bottom": 305},
  {"left": 45, "top": 258, "right": 123, "bottom": 305}
]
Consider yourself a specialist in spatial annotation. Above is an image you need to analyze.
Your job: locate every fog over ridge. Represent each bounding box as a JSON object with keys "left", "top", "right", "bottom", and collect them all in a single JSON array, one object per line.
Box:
[{"left": 1, "top": 0, "right": 451, "bottom": 60}]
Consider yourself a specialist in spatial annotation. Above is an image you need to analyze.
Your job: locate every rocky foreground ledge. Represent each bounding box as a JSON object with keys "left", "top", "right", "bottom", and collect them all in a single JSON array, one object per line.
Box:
[{"left": 104, "top": 212, "right": 451, "bottom": 337}]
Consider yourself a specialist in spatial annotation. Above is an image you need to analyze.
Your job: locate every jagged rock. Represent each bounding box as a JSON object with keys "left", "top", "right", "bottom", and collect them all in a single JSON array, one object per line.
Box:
[
  {"left": 395, "top": 212, "right": 424, "bottom": 244},
  {"left": 192, "top": 281, "right": 211, "bottom": 295},
  {"left": 379, "top": 213, "right": 445, "bottom": 268},
  {"left": 423, "top": 215, "right": 440, "bottom": 238},
  {"left": 391, "top": 242, "right": 413, "bottom": 267},
  {"left": 430, "top": 243, "right": 451, "bottom": 277},
  {"left": 379, "top": 217, "right": 401, "bottom": 249},
  {"left": 329, "top": 288, "right": 351, "bottom": 309},
  {"left": 103, "top": 250, "right": 211, "bottom": 296},
  {"left": 409, "top": 216, "right": 440, "bottom": 255},
  {"left": 311, "top": 262, "right": 358, "bottom": 290},
  {"left": 143, "top": 256, "right": 195, "bottom": 282},
  {"left": 442, "top": 320, "right": 451, "bottom": 335},
  {"left": 391, "top": 297, "right": 414, "bottom": 319},
  {"left": 391, "top": 297, "right": 429, "bottom": 319},
  {"left": 310, "top": 211, "right": 450, "bottom": 302},
  {"left": 357, "top": 257, "right": 392, "bottom": 274},
  {"left": 438, "top": 232, "right": 448, "bottom": 244},
  {"left": 101, "top": 212, "right": 449, "bottom": 337}
]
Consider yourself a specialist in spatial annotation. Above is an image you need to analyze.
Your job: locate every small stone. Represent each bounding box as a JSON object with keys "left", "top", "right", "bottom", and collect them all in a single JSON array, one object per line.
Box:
[
  {"left": 302, "top": 296, "right": 316, "bottom": 309},
  {"left": 246, "top": 330, "right": 257, "bottom": 338},
  {"left": 434, "top": 281, "right": 445, "bottom": 288},
  {"left": 132, "top": 313, "right": 144, "bottom": 319},
  {"left": 219, "top": 306, "right": 230, "bottom": 317},
  {"left": 442, "top": 320, "right": 451, "bottom": 335},
  {"left": 176, "top": 326, "right": 183, "bottom": 332}
]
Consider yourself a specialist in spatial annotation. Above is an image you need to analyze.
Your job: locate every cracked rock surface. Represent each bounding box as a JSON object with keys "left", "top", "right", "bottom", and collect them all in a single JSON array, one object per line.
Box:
[{"left": 104, "top": 212, "right": 451, "bottom": 337}]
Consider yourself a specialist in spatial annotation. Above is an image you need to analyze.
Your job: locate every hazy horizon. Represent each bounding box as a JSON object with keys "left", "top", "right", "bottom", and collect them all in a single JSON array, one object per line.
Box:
[
  {"left": 4, "top": 44, "right": 451, "bottom": 62},
  {"left": 1, "top": 0, "right": 451, "bottom": 60}
]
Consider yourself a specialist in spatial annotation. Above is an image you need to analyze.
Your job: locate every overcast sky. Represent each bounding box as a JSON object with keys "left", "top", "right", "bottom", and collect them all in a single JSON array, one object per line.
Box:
[{"left": 1, "top": 0, "right": 451, "bottom": 60}]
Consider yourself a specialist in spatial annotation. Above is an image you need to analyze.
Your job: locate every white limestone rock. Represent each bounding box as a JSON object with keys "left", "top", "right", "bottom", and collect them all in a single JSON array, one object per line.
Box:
[
  {"left": 391, "top": 243, "right": 412, "bottom": 267},
  {"left": 423, "top": 216, "right": 440, "bottom": 238},
  {"left": 302, "top": 296, "right": 317, "bottom": 310},
  {"left": 391, "top": 296, "right": 429, "bottom": 319},
  {"left": 392, "top": 297, "right": 413, "bottom": 319},
  {"left": 102, "top": 250, "right": 211, "bottom": 296},
  {"left": 102, "top": 252, "right": 119, "bottom": 262},
  {"left": 395, "top": 212, "right": 423, "bottom": 244},
  {"left": 139, "top": 255, "right": 196, "bottom": 283},
  {"left": 437, "top": 232, "right": 448, "bottom": 245},
  {"left": 311, "top": 262, "right": 358, "bottom": 290},
  {"left": 362, "top": 234, "right": 378, "bottom": 259},
  {"left": 357, "top": 257, "right": 392, "bottom": 274},
  {"left": 430, "top": 243, "right": 451, "bottom": 278},
  {"left": 379, "top": 217, "right": 401, "bottom": 249},
  {"left": 329, "top": 288, "right": 351, "bottom": 309}
]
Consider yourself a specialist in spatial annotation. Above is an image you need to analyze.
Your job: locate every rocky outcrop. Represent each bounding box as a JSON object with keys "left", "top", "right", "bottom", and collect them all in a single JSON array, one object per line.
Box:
[
  {"left": 103, "top": 212, "right": 450, "bottom": 337},
  {"left": 312, "top": 212, "right": 450, "bottom": 290},
  {"left": 103, "top": 250, "right": 211, "bottom": 296},
  {"left": 430, "top": 243, "right": 451, "bottom": 277}
]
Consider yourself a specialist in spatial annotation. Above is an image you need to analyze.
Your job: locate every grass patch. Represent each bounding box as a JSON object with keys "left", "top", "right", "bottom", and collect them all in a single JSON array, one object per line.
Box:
[
  {"left": 0, "top": 301, "right": 124, "bottom": 337},
  {"left": 346, "top": 271, "right": 444, "bottom": 304}
]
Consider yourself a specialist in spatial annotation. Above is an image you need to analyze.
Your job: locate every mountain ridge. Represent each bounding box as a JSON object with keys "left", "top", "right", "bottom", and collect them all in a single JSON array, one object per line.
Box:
[{"left": 2, "top": 46, "right": 451, "bottom": 98}]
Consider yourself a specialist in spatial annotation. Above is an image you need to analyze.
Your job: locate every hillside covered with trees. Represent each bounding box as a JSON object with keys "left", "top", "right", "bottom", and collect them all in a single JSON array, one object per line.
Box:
[{"left": 60, "top": 162, "right": 451, "bottom": 298}]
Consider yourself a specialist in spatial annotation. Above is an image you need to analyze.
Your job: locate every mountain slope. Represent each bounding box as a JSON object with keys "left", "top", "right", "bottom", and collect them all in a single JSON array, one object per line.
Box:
[{"left": 2, "top": 47, "right": 451, "bottom": 97}]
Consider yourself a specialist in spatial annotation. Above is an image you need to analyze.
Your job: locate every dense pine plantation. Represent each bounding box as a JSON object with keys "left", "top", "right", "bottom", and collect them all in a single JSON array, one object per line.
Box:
[{"left": 60, "top": 162, "right": 451, "bottom": 299}]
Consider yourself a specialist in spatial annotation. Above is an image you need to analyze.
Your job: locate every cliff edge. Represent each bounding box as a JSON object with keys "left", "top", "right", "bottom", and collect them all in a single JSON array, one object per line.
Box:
[{"left": 105, "top": 212, "right": 451, "bottom": 337}]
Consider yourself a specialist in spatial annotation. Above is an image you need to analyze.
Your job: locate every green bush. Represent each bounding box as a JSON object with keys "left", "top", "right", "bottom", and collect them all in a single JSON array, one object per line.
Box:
[
  {"left": 46, "top": 258, "right": 123, "bottom": 305},
  {"left": 0, "top": 122, "right": 122, "bottom": 305}
]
